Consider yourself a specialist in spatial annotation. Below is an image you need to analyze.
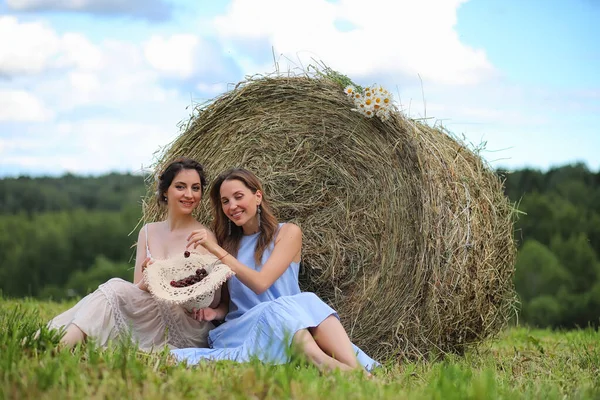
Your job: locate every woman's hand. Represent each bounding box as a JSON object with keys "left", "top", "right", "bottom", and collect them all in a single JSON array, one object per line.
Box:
[
  {"left": 141, "top": 257, "right": 154, "bottom": 273},
  {"left": 186, "top": 229, "right": 220, "bottom": 254},
  {"left": 190, "top": 307, "right": 218, "bottom": 322},
  {"left": 137, "top": 258, "right": 154, "bottom": 291}
]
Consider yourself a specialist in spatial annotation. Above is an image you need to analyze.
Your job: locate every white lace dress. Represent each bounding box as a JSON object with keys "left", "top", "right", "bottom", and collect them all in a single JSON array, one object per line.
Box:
[{"left": 48, "top": 227, "right": 213, "bottom": 351}]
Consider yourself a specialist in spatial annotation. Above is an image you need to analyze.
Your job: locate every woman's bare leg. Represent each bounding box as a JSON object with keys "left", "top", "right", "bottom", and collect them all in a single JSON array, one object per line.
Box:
[
  {"left": 309, "top": 315, "right": 360, "bottom": 369},
  {"left": 60, "top": 324, "right": 86, "bottom": 348},
  {"left": 292, "top": 328, "right": 353, "bottom": 372}
]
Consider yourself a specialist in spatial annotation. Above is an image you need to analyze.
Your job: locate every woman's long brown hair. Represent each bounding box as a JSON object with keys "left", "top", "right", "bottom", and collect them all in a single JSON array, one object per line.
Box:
[{"left": 209, "top": 168, "right": 278, "bottom": 265}]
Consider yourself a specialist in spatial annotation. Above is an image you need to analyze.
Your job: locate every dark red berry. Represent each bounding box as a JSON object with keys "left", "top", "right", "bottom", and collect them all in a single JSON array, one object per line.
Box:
[
  {"left": 170, "top": 280, "right": 177, "bottom": 287},
  {"left": 184, "top": 251, "right": 190, "bottom": 258}
]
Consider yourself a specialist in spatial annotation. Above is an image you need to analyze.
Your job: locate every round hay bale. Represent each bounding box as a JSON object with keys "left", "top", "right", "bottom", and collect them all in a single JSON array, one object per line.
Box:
[{"left": 143, "top": 73, "right": 516, "bottom": 361}]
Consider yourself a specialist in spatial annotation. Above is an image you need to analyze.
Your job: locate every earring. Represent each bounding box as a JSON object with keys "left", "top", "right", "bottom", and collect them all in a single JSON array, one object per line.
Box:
[
  {"left": 257, "top": 205, "right": 261, "bottom": 228},
  {"left": 228, "top": 219, "right": 231, "bottom": 236},
  {"left": 163, "top": 196, "right": 168, "bottom": 203}
]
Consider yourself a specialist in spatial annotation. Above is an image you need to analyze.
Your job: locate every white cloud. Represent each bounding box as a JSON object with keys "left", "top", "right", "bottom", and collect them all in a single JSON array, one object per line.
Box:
[
  {"left": 0, "top": 137, "right": 45, "bottom": 154},
  {"left": 6, "top": 0, "right": 172, "bottom": 21},
  {"left": 144, "top": 34, "right": 200, "bottom": 79},
  {"left": 1, "top": 118, "right": 179, "bottom": 175},
  {"left": 0, "top": 16, "right": 102, "bottom": 76},
  {"left": 54, "top": 119, "right": 176, "bottom": 173},
  {"left": 0, "top": 90, "right": 54, "bottom": 121},
  {"left": 18, "top": 36, "right": 180, "bottom": 112},
  {"left": 0, "top": 16, "right": 60, "bottom": 75},
  {"left": 214, "top": 0, "right": 495, "bottom": 85},
  {"left": 57, "top": 33, "right": 104, "bottom": 71},
  {"left": 142, "top": 33, "right": 242, "bottom": 85},
  {"left": 0, "top": 17, "right": 201, "bottom": 176}
]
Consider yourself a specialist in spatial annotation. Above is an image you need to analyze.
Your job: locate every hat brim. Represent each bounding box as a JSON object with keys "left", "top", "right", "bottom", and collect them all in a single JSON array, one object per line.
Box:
[{"left": 143, "top": 252, "right": 235, "bottom": 311}]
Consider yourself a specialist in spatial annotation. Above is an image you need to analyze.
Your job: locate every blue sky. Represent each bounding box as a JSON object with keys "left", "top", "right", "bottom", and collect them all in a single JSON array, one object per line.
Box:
[{"left": 0, "top": 0, "right": 598, "bottom": 177}]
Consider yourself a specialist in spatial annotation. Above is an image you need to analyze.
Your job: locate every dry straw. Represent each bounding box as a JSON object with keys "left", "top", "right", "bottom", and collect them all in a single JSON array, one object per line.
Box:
[{"left": 142, "top": 69, "right": 517, "bottom": 361}]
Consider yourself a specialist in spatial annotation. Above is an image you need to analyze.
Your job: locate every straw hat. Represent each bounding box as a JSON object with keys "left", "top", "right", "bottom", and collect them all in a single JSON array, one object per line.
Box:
[{"left": 143, "top": 252, "right": 234, "bottom": 312}]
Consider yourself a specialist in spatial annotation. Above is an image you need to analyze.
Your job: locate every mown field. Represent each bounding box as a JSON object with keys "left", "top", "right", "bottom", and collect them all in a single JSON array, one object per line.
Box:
[{"left": 1, "top": 297, "right": 599, "bottom": 400}]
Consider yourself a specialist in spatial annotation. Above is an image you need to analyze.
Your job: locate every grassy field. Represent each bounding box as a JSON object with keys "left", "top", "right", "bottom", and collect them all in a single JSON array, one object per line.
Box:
[{"left": 1, "top": 297, "right": 599, "bottom": 400}]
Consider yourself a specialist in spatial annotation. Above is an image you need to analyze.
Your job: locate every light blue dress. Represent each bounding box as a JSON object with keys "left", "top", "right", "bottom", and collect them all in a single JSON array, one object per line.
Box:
[{"left": 171, "top": 224, "right": 378, "bottom": 371}]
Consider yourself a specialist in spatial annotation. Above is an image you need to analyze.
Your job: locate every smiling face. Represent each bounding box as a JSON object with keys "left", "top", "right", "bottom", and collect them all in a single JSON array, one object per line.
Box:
[
  {"left": 164, "top": 169, "right": 202, "bottom": 215},
  {"left": 219, "top": 178, "right": 262, "bottom": 234}
]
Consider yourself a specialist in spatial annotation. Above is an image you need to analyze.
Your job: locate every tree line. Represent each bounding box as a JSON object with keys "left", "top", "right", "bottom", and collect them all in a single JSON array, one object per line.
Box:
[
  {"left": 500, "top": 163, "right": 600, "bottom": 328},
  {"left": 0, "top": 173, "right": 146, "bottom": 214},
  {"left": 0, "top": 173, "right": 146, "bottom": 298},
  {"left": 1, "top": 164, "right": 599, "bottom": 328}
]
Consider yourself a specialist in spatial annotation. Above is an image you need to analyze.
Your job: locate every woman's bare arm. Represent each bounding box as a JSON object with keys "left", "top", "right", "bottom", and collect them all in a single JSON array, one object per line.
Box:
[
  {"left": 187, "top": 224, "right": 302, "bottom": 295},
  {"left": 133, "top": 225, "right": 148, "bottom": 284}
]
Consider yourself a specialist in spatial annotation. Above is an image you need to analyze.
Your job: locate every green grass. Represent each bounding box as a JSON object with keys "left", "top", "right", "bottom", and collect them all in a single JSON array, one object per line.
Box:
[{"left": 1, "top": 297, "right": 599, "bottom": 399}]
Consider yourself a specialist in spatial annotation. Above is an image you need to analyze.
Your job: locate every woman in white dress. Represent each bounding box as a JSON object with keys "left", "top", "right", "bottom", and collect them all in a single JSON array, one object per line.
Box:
[{"left": 48, "top": 158, "right": 220, "bottom": 350}]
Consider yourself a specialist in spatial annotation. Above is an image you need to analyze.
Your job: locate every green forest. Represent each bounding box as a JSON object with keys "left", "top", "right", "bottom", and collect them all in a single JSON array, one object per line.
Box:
[{"left": 0, "top": 164, "right": 599, "bottom": 329}]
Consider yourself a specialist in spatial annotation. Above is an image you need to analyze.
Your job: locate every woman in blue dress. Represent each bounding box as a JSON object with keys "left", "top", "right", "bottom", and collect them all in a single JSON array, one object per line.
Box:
[{"left": 172, "top": 168, "right": 378, "bottom": 373}]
